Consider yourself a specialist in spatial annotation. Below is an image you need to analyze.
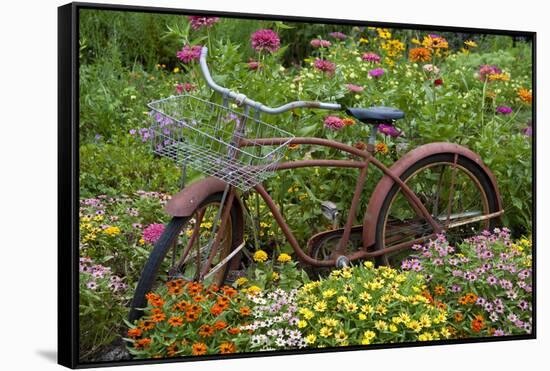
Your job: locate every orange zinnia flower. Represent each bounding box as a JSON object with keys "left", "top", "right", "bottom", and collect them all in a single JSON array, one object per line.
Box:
[
  {"left": 166, "top": 280, "right": 180, "bottom": 289},
  {"left": 168, "top": 286, "right": 184, "bottom": 295},
  {"left": 151, "top": 298, "right": 166, "bottom": 307},
  {"left": 192, "top": 342, "right": 208, "bottom": 356},
  {"left": 145, "top": 292, "right": 160, "bottom": 303},
  {"left": 518, "top": 88, "right": 532, "bottom": 104},
  {"left": 151, "top": 312, "right": 166, "bottom": 322},
  {"left": 167, "top": 343, "right": 179, "bottom": 357},
  {"left": 167, "top": 316, "right": 184, "bottom": 327},
  {"left": 421, "top": 290, "right": 434, "bottom": 303},
  {"left": 434, "top": 285, "right": 446, "bottom": 295},
  {"left": 187, "top": 282, "right": 203, "bottom": 295},
  {"left": 219, "top": 341, "right": 236, "bottom": 354},
  {"left": 454, "top": 312, "right": 464, "bottom": 322},
  {"left": 221, "top": 286, "right": 237, "bottom": 297},
  {"left": 227, "top": 327, "right": 241, "bottom": 335},
  {"left": 198, "top": 324, "right": 215, "bottom": 338},
  {"left": 173, "top": 300, "right": 189, "bottom": 312},
  {"left": 288, "top": 143, "right": 300, "bottom": 150},
  {"left": 208, "top": 284, "right": 220, "bottom": 293},
  {"left": 458, "top": 296, "right": 469, "bottom": 305},
  {"left": 239, "top": 306, "right": 251, "bottom": 316},
  {"left": 210, "top": 303, "right": 224, "bottom": 316},
  {"left": 138, "top": 320, "right": 155, "bottom": 331},
  {"left": 151, "top": 308, "right": 163, "bottom": 315},
  {"left": 214, "top": 320, "right": 227, "bottom": 330},
  {"left": 127, "top": 328, "right": 142, "bottom": 339},
  {"left": 342, "top": 118, "right": 355, "bottom": 126},
  {"left": 409, "top": 47, "right": 432, "bottom": 62},
  {"left": 187, "top": 304, "right": 202, "bottom": 314},
  {"left": 186, "top": 311, "right": 199, "bottom": 322},
  {"left": 134, "top": 338, "right": 152, "bottom": 349},
  {"left": 471, "top": 315, "right": 485, "bottom": 333},
  {"left": 193, "top": 295, "right": 206, "bottom": 303},
  {"left": 465, "top": 292, "right": 478, "bottom": 304}
]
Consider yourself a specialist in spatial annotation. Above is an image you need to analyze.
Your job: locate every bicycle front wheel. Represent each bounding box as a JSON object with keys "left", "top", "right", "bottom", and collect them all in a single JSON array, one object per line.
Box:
[
  {"left": 374, "top": 153, "right": 500, "bottom": 267},
  {"left": 129, "top": 193, "right": 240, "bottom": 321}
]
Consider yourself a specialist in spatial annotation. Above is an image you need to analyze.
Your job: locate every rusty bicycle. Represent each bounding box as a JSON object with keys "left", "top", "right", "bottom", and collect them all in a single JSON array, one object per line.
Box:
[{"left": 129, "top": 47, "right": 503, "bottom": 321}]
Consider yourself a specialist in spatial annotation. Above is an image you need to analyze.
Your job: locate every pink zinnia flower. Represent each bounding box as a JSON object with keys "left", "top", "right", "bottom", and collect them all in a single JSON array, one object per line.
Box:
[
  {"left": 176, "top": 45, "right": 202, "bottom": 64},
  {"left": 369, "top": 68, "right": 385, "bottom": 78},
  {"left": 188, "top": 16, "right": 219, "bottom": 30},
  {"left": 143, "top": 223, "right": 165, "bottom": 244},
  {"left": 345, "top": 83, "right": 364, "bottom": 92},
  {"left": 176, "top": 83, "right": 196, "bottom": 94},
  {"left": 496, "top": 106, "right": 513, "bottom": 115},
  {"left": 314, "top": 59, "right": 336, "bottom": 74},
  {"left": 247, "top": 59, "right": 261, "bottom": 70},
  {"left": 251, "top": 29, "right": 280, "bottom": 53},
  {"left": 310, "top": 39, "right": 332, "bottom": 48},
  {"left": 324, "top": 116, "right": 345, "bottom": 130},
  {"left": 329, "top": 31, "right": 347, "bottom": 40},
  {"left": 378, "top": 123, "right": 402, "bottom": 137},
  {"left": 362, "top": 52, "right": 381, "bottom": 63}
]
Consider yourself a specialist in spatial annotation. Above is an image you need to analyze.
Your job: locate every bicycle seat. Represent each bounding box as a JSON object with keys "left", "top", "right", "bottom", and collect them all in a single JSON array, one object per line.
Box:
[{"left": 346, "top": 106, "right": 405, "bottom": 124}]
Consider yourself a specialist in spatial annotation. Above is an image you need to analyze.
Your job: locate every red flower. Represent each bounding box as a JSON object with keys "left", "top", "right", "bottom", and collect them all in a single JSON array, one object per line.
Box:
[{"left": 434, "top": 78, "right": 443, "bottom": 86}]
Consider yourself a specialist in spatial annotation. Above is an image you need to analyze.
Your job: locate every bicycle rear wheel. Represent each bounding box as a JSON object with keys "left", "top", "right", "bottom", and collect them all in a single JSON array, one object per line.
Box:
[
  {"left": 374, "top": 153, "right": 500, "bottom": 267},
  {"left": 129, "top": 193, "right": 240, "bottom": 322}
]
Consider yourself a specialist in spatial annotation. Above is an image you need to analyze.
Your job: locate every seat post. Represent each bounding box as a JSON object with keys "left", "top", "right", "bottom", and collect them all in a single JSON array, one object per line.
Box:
[{"left": 367, "top": 124, "right": 378, "bottom": 153}]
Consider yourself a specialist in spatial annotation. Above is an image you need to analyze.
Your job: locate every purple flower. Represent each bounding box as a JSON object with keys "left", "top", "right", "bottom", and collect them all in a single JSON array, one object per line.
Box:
[
  {"left": 369, "top": 68, "right": 385, "bottom": 78},
  {"left": 484, "top": 302, "right": 494, "bottom": 312},
  {"left": 310, "top": 39, "right": 331, "bottom": 48},
  {"left": 496, "top": 106, "right": 513, "bottom": 115},
  {"left": 518, "top": 300, "right": 530, "bottom": 311},
  {"left": 345, "top": 83, "right": 364, "bottom": 92},
  {"left": 314, "top": 59, "right": 336, "bottom": 74},
  {"left": 94, "top": 134, "right": 102, "bottom": 140},
  {"left": 176, "top": 45, "right": 202, "bottom": 64},
  {"left": 362, "top": 52, "right": 381, "bottom": 63},
  {"left": 479, "top": 64, "right": 502, "bottom": 80},
  {"left": 464, "top": 271, "right": 477, "bottom": 281},
  {"left": 522, "top": 125, "right": 532, "bottom": 137},
  {"left": 324, "top": 116, "right": 345, "bottom": 130},
  {"left": 378, "top": 124, "right": 402, "bottom": 137},
  {"left": 251, "top": 29, "right": 281, "bottom": 53},
  {"left": 450, "top": 284, "right": 462, "bottom": 293},
  {"left": 493, "top": 329, "right": 505, "bottom": 336},
  {"left": 86, "top": 281, "right": 97, "bottom": 290},
  {"left": 329, "top": 31, "right": 347, "bottom": 40},
  {"left": 129, "top": 129, "right": 136, "bottom": 135},
  {"left": 188, "top": 16, "right": 219, "bottom": 30}
]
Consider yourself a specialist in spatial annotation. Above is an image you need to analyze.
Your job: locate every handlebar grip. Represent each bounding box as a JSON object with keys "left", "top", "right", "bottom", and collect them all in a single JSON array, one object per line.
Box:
[{"left": 199, "top": 47, "right": 342, "bottom": 114}]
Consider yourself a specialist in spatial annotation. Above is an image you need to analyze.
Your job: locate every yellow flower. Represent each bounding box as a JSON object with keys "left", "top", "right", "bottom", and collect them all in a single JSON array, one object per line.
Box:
[
  {"left": 235, "top": 277, "right": 248, "bottom": 287},
  {"left": 299, "top": 308, "right": 315, "bottom": 320},
  {"left": 305, "top": 334, "right": 317, "bottom": 344},
  {"left": 407, "top": 320, "right": 422, "bottom": 333},
  {"left": 422, "top": 35, "right": 449, "bottom": 49},
  {"left": 418, "top": 332, "right": 433, "bottom": 341},
  {"left": 488, "top": 73, "right": 510, "bottom": 82},
  {"left": 363, "top": 330, "right": 376, "bottom": 341},
  {"left": 322, "top": 289, "right": 337, "bottom": 299},
  {"left": 359, "top": 292, "right": 372, "bottom": 302},
  {"left": 337, "top": 296, "right": 349, "bottom": 304},
  {"left": 314, "top": 301, "right": 328, "bottom": 312},
  {"left": 139, "top": 238, "right": 145, "bottom": 245},
  {"left": 360, "top": 304, "right": 373, "bottom": 314},
  {"left": 104, "top": 226, "right": 121, "bottom": 236},
  {"left": 363, "top": 261, "right": 374, "bottom": 269},
  {"left": 93, "top": 215, "right": 104, "bottom": 222},
  {"left": 345, "top": 303, "right": 358, "bottom": 313},
  {"left": 319, "top": 326, "right": 333, "bottom": 338},
  {"left": 375, "top": 305, "right": 388, "bottom": 315},
  {"left": 271, "top": 272, "right": 280, "bottom": 281},
  {"left": 419, "top": 314, "right": 432, "bottom": 328},
  {"left": 411, "top": 38, "right": 421, "bottom": 45},
  {"left": 464, "top": 40, "right": 478, "bottom": 48},
  {"left": 330, "top": 269, "right": 342, "bottom": 278},
  {"left": 398, "top": 312, "right": 411, "bottom": 324},
  {"left": 374, "top": 320, "right": 388, "bottom": 331},
  {"left": 334, "top": 330, "right": 348, "bottom": 342},
  {"left": 323, "top": 318, "right": 339, "bottom": 327},
  {"left": 173, "top": 67, "right": 180, "bottom": 73},
  {"left": 253, "top": 250, "right": 268, "bottom": 263},
  {"left": 359, "top": 37, "right": 369, "bottom": 44},
  {"left": 298, "top": 320, "right": 307, "bottom": 329},
  {"left": 185, "top": 229, "right": 194, "bottom": 237},
  {"left": 376, "top": 28, "right": 392, "bottom": 39},
  {"left": 341, "top": 268, "right": 353, "bottom": 279},
  {"left": 440, "top": 327, "right": 451, "bottom": 338},
  {"left": 247, "top": 285, "right": 262, "bottom": 295},
  {"left": 200, "top": 221, "right": 213, "bottom": 229},
  {"left": 358, "top": 313, "right": 367, "bottom": 320},
  {"left": 277, "top": 253, "right": 292, "bottom": 263},
  {"left": 389, "top": 324, "right": 398, "bottom": 332}
]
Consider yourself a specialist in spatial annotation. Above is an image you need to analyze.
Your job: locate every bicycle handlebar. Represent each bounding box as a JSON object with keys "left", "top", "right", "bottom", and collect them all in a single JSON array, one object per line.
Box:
[{"left": 199, "top": 47, "right": 342, "bottom": 114}]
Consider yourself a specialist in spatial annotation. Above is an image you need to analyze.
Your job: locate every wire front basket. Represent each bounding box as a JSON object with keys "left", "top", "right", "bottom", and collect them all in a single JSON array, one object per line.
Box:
[{"left": 147, "top": 95, "right": 295, "bottom": 191}]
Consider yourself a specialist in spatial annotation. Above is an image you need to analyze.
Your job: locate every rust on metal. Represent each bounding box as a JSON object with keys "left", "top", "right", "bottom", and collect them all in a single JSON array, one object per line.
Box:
[{"left": 165, "top": 177, "right": 228, "bottom": 216}]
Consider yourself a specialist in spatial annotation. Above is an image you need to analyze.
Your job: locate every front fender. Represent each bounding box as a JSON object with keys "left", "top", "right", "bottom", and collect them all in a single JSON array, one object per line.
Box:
[
  {"left": 165, "top": 177, "right": 230, "bottom": 217},
  {"left": 362, "top": 142, "right": 503, "bottom": 248}
]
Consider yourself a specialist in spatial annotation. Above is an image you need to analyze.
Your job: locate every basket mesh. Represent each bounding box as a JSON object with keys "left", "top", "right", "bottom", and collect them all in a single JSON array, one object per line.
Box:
[{"left": 147, "top": 95, "right": 294, "bottom": 191}]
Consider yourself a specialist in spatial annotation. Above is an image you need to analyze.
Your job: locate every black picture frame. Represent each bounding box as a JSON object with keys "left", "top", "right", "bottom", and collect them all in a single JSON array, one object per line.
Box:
[{"left": 58, "top": 2, "right": 536, "bottom": 368}]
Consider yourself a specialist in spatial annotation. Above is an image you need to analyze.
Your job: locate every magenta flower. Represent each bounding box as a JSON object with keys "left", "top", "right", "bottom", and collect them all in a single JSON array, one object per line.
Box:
[
  {"left": 176, "top": 83, "right": 196, "bottom": 94},
  {"left": 329, "top": 31, "right": 347, "bottom": 40},
  {"left": 369, "top": 68, "right": 385, "bottom": 78},
  {"left": 345, "top": 83, "right": 364, "bottom": 93},
  {"left": 176, "top": 45, "right": 202, "bottom": 64},
  {"left": 362, "top": 52, "right": 381, "bottom": 63},
  {"left": 314, "top": 59, "right": 336, "bottom": 74},
  {"left": 247, "top": 59, "right": 261, "bottom": 70},
  {"left": 324, "top": 116, "right": 345, "bottom": 130},
  {"left": 143, "top": 223, "right": 165, "bottom": 244},
  {"left": 496, "top": 106, "right": 513, "bottom": 115},
  {"left": 251, "top": 29, "right": 280, "bottom": 53},
  {"left": 378, "top": 123, "right": 402, "bottom": 137},
  {"left": 310, "top": 39, "right": 332, "bottom": 48},
  {"left": 188, "top": 16, "right": 219, "bottom": 30},
  {"left": 522, "top": 125, "right": 532, "bottom": 137}
]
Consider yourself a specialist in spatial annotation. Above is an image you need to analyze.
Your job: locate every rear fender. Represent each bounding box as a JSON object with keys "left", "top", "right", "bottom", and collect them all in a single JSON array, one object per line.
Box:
[{"left": 362, "top": 142, "right": 503, "bottom": 248}]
